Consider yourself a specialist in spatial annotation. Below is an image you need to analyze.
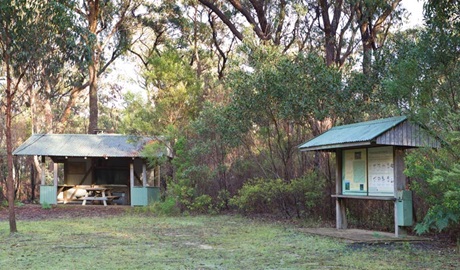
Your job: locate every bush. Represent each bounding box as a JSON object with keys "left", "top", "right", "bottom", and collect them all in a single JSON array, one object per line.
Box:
[
  {"left": 405, "top": 148, "right": 460, "bottom": 236},
  {"left": 42, "top": 202, "right": 52, "bottom": 210},
  {"left": 150, "top": 197, "right": 181, "bottom": 216},
  {"left": 230, "top": 173, "right": 325, "bottom": 218},
  {"left": 190, "top": 194, "right": 212, "bottom": 213}
]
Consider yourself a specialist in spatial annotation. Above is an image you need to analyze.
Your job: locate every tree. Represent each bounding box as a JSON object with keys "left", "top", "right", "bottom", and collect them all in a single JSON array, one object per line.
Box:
[
  {"left": 0, "top": 0, "right": 75, "bottom": 233},
  {"left": 379, "top": 0, "right": 460, "bottom": 233},
  {"left": 121, "top": 47, "right": 203, "bottom": 136},
  {"left": 227, "top": 46, "right": 343, "bottom": 181},
  {"left": 354, "top": 0, "right": 403, "bottom": 75},
  {"left": 71, "top": 0, "right": 141, "bottom": 134}
]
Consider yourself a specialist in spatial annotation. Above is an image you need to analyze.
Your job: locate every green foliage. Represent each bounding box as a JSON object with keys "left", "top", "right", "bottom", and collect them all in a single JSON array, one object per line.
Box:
[
  {"left": 405, "top": 145, "right": 460, "bottom": 234},
  {"left": 226, "top": 46, "right": 345, "bottom": 183},
  {"left": 1, "top": 200, "right": 24, "bottom": 207},
  {"left": 150, "top": 196, "right": 181, "bottom": 216},
  {"left": 120, "top": 47, "right": 203, "bottom": 139},
  {"left": 228, "top": 47, "right": 343, "bottom": 125},
  {"left": 166, "top": 136, "right": 214, "bottom": 214},
  {"left": 230, "top": 173, "right": 325, "bottom": 218},
  {"left": 190, "top": 194, "right": 212, "bottom": 213},
  {"left": 143, "top": 47, "right": 203, "bottom": 129},
  {"left": 41, "top": 202, "right": 52, "bottom": 210},
  {"left": 411, "top": 163, "right": 460, "bottom": 233},
  {"left": 376, "top": 3, "right": 460, "bottom": 236},
  {"left": 141, "top": 139, "right": 170, "bottom": 168}
]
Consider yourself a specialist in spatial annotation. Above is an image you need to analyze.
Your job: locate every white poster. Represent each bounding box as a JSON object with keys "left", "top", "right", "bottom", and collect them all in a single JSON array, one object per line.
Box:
[{"left": 368, "top": 146, "right": 394, "bottom": 196}]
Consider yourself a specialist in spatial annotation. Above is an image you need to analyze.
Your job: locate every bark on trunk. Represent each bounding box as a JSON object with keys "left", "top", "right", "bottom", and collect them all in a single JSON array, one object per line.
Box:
[
  {"left": 88, "top": 64, "right": 99, "bottom": 134},
  {"left": 30, "top": 162, "right": 36, "bottom": 201},
  {"left": 5, "top": 52, "right": 18, "bottom": 233},
  {"left": 87, "top": 0, "right": 100, "bottom": 134}
]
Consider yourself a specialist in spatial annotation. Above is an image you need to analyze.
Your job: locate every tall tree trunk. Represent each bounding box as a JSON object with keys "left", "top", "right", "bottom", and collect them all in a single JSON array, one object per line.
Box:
[
  {"left": 88, "top": 63, "right": 99, "bottom": 134},
  {"left": 87, "top": 0, "right": 100, "bottom": 134},
  {"left": 44, "top": 80, "right": 54, "bottom": 133},
  {"left": 5, "top": 50, "right": 18, "bottom": 233},
  {"left": 319, "top": 0, "right": 343, "bottom": 67},
  {"left": 30, "top": 161, "right": 36, "bottom": 202},
  {"left": 356, "top": 0, "right": 402, "bottom": 75}
]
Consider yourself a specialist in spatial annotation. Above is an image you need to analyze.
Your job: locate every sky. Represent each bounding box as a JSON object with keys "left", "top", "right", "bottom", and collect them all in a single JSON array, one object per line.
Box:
[{"left": 401, "top": 0, "right": 425, "bottom": 29}]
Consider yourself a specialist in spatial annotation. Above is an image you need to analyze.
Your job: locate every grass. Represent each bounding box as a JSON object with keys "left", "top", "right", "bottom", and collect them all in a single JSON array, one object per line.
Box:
[{"left": 0, "top": 214, "right": 458, "bottom": 269}]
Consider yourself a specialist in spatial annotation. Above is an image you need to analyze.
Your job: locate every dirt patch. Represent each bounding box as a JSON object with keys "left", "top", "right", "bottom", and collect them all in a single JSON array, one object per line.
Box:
[
  {"left": 301, "top": 227, "right": 430, "bottom": 243},
  {"left": 301, "top": 227, "right": 459, "bottom": 254},
  {"left": 0, "top": 204, "right": 128, "bottom": 221}
]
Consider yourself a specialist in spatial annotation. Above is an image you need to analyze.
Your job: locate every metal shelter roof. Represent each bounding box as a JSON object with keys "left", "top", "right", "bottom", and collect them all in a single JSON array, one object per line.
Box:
[
  {"left": 13, "top": 134, "right": 156, "bottom": 158},
  {"left": 298, "top": 116, "right": 437, "bottom": 151}
]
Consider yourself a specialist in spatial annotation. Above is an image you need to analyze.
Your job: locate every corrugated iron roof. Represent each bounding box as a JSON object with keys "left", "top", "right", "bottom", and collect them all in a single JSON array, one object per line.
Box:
[
  {"left": 299, "top": 116, "right": 407, "bottom": 151},
  {"left": 13, "top": 134, "right": 158, "bottom": 158}
]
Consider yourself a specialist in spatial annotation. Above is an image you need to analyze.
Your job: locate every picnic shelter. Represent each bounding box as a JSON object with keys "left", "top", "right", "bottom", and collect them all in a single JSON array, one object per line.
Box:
[{"left": 13, "top": 134, "right": 170, "bottom": 206}]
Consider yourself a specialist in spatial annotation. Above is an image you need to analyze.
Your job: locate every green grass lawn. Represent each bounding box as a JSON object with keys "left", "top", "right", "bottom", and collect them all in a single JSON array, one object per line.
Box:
[{"left": 0, "top": 213, "right": 458, "bottom": 269}]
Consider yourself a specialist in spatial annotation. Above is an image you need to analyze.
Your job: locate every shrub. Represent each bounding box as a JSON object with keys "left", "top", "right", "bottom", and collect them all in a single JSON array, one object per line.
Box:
[
  {"left": 151, "top": 196, "right": 181, "bottom": 216},
  {"left": 230, "top": 173, "right": 325, "bottom": 218},
  {"left": 190, "top": 194, "right": 212, "bottom": 213},
  {"left": 42, "top": 202, "right": 52, "bottom": 210},
  {"left": 405, "top": 148, "right": 460, "bottom": 236}
]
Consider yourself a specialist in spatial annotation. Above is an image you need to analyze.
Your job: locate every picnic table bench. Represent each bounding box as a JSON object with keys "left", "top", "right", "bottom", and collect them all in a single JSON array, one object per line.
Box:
[{"left": 80, "top": 187, "right": 119, "bottom": 206}]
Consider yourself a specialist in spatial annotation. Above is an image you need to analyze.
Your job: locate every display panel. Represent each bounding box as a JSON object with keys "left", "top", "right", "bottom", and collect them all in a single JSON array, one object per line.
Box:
[
  {"left": 342, "top": 146, "right": 395, "bottom": 196},
  {"left": 368, "top": 146, "right": 394, "bottom": 196},
  {"left": 342, "top": 148, "right": 367, "bottom": 195}
]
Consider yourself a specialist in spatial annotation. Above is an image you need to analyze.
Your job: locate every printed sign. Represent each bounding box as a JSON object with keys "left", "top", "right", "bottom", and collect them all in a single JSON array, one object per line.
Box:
[{"left": 368, "top": 146, "right": 394, "bottom": 196}]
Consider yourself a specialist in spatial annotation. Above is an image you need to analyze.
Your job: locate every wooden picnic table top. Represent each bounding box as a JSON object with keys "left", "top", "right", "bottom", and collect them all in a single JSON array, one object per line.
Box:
[{"left": 84, "top": 187, "right": 112, "bottom": 191}]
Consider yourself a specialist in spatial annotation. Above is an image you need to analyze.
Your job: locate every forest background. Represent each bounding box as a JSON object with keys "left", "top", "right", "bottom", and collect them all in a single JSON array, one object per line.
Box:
[{"left": 0, "top": 0, "right": 459, "bottom": 237}]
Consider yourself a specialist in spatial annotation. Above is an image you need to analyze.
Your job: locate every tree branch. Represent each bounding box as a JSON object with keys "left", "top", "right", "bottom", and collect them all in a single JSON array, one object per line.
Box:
[{"left": 198, "top": 0, "right": 244, "bottom": 41}]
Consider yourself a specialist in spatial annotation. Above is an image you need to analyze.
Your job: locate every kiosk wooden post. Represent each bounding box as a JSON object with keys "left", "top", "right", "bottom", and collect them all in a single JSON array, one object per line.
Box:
[{"left": 335, "top": 149, "right": 347, "bottom": 229}]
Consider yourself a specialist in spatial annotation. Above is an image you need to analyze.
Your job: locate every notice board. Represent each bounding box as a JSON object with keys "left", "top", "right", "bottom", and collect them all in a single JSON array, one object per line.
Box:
[
  {"left": 342, "top": 146, "right": 395, "bottom": 196},
  {"left": 368, "top": 146, "right": 394, "bottom": 196},
  {"left": 342, "top": 148, "right": 367, "bottom": 195}
]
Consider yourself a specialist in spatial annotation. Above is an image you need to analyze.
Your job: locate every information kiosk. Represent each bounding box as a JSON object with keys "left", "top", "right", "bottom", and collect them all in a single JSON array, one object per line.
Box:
[{"left": 299, "top": 116, "right": 440, "bottom": 237}]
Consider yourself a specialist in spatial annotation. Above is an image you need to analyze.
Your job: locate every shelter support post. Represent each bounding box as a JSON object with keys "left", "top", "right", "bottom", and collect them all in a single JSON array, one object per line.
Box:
[
  {"left": 335, "top": 149, "right": 347, "bottom": 229},
  {"left": 53, "top": 162, "right": 58, "bottom": 187},
  {"left": 130, "top": 162, "right": 134, "bottom": 188},
  {"left": 336, "top": 198, "right": 347, "bottom": 229},
  {"left": 142, "top": 163, "right": 147, "bottom": 187},
  {"left": 41, "top": 156, "right": 46, "bottom": 185},
  {"left": 157, "top": 166, "right": 160, "bottom": 187}
]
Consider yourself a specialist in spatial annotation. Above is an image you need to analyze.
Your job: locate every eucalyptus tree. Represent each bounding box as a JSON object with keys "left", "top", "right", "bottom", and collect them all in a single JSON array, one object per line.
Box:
[
  {"left": 198, "top": 0, "right": 403, "bottom": 68},
  {"left": 354, "top": 0, "right": 403, "bottom": 75},
  {"left": 227, "top": 46, "right": 343, "bottom": 181},
  {"left": 0, "top": 0, "right": 77, "bottom": 233},
  {"left": 123, "top": 0, "right": 238, "bottom": 137},
  {"left": 196, "top": 0, "right": 405, "bottom": 140},
  {"left": 68, "top": 0, "right": 142, "bottom": 134},
  {"left": 197, "top": 0, "right": 322, "bottom": 53}
]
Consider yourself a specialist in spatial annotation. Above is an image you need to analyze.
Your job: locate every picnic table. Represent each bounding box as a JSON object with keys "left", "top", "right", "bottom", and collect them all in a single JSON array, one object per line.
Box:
[
  {"left": 81, "top": 187, "right": 114, "bottom": 206},
  {"left": 57, "top": 185, "right": 86, "bottom": 204},
  {"left": 57, "top": 185, "right": 124, "bottom": 205}
]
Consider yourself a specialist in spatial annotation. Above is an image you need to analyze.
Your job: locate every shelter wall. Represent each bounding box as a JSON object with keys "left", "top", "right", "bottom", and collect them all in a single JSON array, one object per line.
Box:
[
  {"left": 63, "top": 157, "right": 156, "bottom": 187},
  {"left": 65, "top": 158, "right": 92, "bottom": 185},
  {"left": 94, "top": 157, "right": 130, "bottom": 185}
]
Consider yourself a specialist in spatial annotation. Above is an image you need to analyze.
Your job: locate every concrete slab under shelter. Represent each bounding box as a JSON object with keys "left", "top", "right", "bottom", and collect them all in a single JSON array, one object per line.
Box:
[{"left": 301, "top": 228, "right": 430, "bottom": 244}]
